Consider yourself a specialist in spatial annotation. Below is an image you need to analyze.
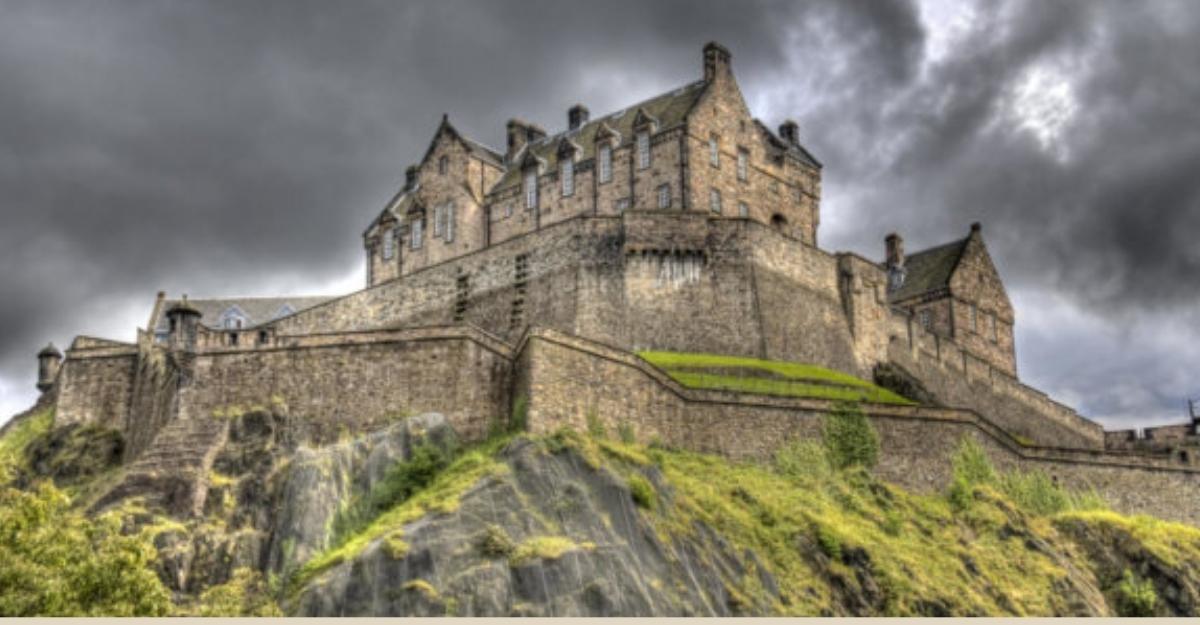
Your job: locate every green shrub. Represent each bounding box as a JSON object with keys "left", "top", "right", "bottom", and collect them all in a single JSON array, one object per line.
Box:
[
  {"left": 947, "top": 439, "right": 995, "bottom": 511},
  {"left": 479, "top": 524, "right": 515, "bottom": 558},
  {"left": 192, "top": 568, "right": 281, "bottom": 617},
  {"left": 0, "top": 481, "right": 171, "bottom": 616},
  {"left": 617, "top": 421, "right": 636, "bottom": 445},
  {"left": 773, "top": 439, "right": 833, "bottom": 484},
  {"left": 999, "top": 470, "right": 1107, "bottom": 516},
  {"left": 821, "top": 402, "right": 879, "bottom": 470},
  {"left": 331, "top": 442, "right": 454, "bottom": 543},
  {"left": 813, "top": 522, "right": 842, "bottom": 560},
  {"left": 1115, "top": 569, "right": 1156, "bottom": 617},
  {"left": 510, "top": 395, "right": 529, "bottom": 433},
  {"left": 586, "top": 410, "right": 606, "bottom": 439},
  {"left": 628, "top": 473, "right": 656, "bottom": 510}
]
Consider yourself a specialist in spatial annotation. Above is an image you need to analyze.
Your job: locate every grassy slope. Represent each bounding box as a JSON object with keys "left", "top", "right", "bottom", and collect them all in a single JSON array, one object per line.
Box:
[
  {"left": 299, "top": 427, "right": 1200, "bottom": 616},
  {"left": 638, "top": 351, "right": 914, "bottom": 405}
]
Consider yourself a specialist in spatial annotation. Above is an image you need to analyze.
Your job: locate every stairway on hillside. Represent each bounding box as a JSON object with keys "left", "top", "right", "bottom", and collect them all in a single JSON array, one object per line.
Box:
[{"left": 92, "top": 415, "right": 229, "bottom": 518}]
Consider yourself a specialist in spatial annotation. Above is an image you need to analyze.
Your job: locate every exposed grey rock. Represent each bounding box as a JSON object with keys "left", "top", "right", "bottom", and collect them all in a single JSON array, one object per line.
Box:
[{"left": 290, "top": 436, "right": 774, "bottom": 616}]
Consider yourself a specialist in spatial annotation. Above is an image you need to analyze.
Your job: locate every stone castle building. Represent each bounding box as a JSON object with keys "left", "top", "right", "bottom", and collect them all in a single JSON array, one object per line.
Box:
[{"left": 28, "top": 43, "right": 1200, "bottom": 524}]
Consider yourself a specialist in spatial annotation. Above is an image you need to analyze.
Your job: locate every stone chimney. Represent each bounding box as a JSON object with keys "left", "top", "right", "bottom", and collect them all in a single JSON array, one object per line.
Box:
[
  {"left": 885, "top": 233, "right": 906, "bottom": 292},
  {"left": 404, "top": 165, "right": 419, "bottom": 191},
  {"left": 779, "top": 120, "right": 799, "bottom": 145},
  {"left": 970, "top": 222, "right": 982, "bottom": 235},
  {"left": 506, "top": 119, "right": 547, "bottom": 163},
  {"left": 36, "top": 343, "right": 62, "bottom": 393},
  {"left": 703, "top": 41, "right": 732, "bottom": 82},
  {"left": 568, "top": 104, "right": 589, "bottom": 131}
]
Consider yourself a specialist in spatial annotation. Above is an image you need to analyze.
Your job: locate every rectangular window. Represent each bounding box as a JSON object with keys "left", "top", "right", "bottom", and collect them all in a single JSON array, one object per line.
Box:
[
  {"left": 524, "top": 170, "right": 538, "bottom": 209},
  {"left": 920, "top": 309, "right": 932, "bottom": 330},
  {"left": 770, "top": 180, "right": 780, "bottom": 195},
  {"left": 433, "top": 205, "right": 445, "bottom": 237},
  {"left": 504, "top": 203, "right": 513, "bottom": 218},
  {"left": 709, "top": 136, "right": 719, "bottom": 167},
  {"left": 598, "top": 144, "right": 612, "bottom": 183},
  {"left": 438, "top": 156, "right": 448, "bottom": 174},
  {"left": 636, "top": 132, "right": 650, "bottom": 169},
  {"left": 709, "top": 188, "right": 722, "bottom": 214},
  {"left": 738, "top": 202, "right": 749, "bottom": 218},
  {"left": 382, "top": 228, "right": 395, "bottom": 260},
  {"left": 737, "top": 148, "right": 748, "bottom": 181},
  {"left": 445, "top": 204, "right": 455, "bottom": 243},
  {"left": 411, "top": 218, "right": 424, "bottom": 249},
  {"left": 970, "top": 303, "right": 977, "bottom": 331},
  {"left": 561, "top": 159, "right": 574, "bottom": 196},
  {"left": 657, "top": 184, "right": 671, "bottom": 209},
  {"left": 615, "top": 198, "right": 630, "bottom": 212}
]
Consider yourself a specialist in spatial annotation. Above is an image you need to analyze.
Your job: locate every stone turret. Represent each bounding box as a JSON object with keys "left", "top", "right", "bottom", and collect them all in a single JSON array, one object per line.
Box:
[
  {"left": 165, "top": 296, "right": 202, "bottom": 352},
  {"left": 36, "top": 343, "right": 62, "bottom": 393}
]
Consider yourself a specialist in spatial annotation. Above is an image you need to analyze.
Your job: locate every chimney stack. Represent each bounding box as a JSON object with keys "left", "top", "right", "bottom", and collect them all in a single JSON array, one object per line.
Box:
[
  {"left": 506, "top": 119, "right": 547, "bottom": 163},
  {"left": 970, "top": 222, "right": 982, "bottom": 235},
  {"left": 703, "top": 41, "right": 732, "bottom": 82},
  {"left": 568, "top": 104, "right": 590, "bottom": 131},
  {"left": 404, "top": 165, "right": 419, "bottom": 191},
  {"left": 885, "top": 233, "right": 906, "bottom": 292},
  {"left": 779, "top": 120, "right": 799, "bottom": 145},
  {"left": 885, "top": 233, "right": 905, "bottom": 269}
]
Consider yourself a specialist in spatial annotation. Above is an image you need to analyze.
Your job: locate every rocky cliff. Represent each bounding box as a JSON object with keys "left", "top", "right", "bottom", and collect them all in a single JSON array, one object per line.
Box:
[{"left": 3, "top": 405, "right": 1200, "bottom": 617}]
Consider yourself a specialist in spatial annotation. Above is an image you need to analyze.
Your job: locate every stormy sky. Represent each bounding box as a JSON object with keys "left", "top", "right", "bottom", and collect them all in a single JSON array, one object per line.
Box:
[{"left": 1, "top": 0, "right": 1197, "bottom": 429}]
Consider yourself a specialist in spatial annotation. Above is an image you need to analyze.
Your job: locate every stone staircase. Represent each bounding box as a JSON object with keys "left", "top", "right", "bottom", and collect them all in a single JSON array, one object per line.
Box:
[{"left": 93, "top": 416, "right": 230, "bottom": 518}]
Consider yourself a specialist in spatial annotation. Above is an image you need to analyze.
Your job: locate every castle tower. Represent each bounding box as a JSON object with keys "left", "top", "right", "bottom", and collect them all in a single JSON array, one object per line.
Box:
[
  {"left": 36, "top": 343, "right": 62, "bottom": 393},
  {"left": 165, "top": 296, "right": 203, "bottom": 352}
]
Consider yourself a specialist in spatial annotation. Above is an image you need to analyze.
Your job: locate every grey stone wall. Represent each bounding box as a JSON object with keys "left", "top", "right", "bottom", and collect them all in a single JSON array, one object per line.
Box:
[{"left": 519, "top": 328, "right": 1200, "bottom": 526}]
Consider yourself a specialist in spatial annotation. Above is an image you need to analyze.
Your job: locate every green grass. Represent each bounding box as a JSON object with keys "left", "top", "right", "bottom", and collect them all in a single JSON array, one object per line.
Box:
[
  {"left": 0, "top": 407, "right": 53, "bottom": 478},
  {"left": 637, "top": 351, "right": 915, "bottom": 405}
]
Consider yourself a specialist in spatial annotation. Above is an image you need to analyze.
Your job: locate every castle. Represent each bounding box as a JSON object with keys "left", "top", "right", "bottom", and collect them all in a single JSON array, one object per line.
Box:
[{"left": 28, "top": 43, "right": 1200, "bottom": 524}]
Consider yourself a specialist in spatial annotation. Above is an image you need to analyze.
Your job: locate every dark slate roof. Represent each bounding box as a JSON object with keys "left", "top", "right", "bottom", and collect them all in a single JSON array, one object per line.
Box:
[
  {"left": 462, "top": 136, "right": 504, "bottom": 167},
  {"left": 152, "top": 296, "right": 334, "bottom": 332},
  {"left": 492, "top": 80, "right": 709, "bottom": 191},
  {"left": 888, "top": 237, "right": 970, "bottom": 302}
]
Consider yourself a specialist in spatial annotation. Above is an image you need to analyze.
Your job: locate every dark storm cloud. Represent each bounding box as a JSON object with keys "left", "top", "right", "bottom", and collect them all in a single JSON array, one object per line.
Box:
[{"left": 0, "top": 0, "right": 1195, "bottom": 426}]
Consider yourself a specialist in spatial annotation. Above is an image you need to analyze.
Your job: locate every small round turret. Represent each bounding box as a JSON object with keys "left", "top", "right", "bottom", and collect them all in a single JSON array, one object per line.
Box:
[
  {"left": 36, "top": 342, "right": 63, "bottom": 393},
  {"left": 165, "top": 295, "right": 203, "bottom": 351}
]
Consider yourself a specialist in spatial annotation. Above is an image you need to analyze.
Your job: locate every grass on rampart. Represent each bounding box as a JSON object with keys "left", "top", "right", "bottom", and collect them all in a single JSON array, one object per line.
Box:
[{"left": 638, "top": 351, "right": 914, "bottom": 405}]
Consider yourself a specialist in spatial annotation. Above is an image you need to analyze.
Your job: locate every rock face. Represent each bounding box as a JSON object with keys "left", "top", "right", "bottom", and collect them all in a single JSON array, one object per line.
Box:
[{"left": 291, "top": 437, "right": 762, "bottom": 616}]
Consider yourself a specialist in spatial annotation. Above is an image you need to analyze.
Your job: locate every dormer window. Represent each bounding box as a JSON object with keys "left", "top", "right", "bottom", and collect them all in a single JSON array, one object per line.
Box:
[
  {"left": 709, "top": 135, "right": 720, "bottom": 167},
  {"left": 219, "top": 306, "right": 248, "bottom": 331},
  {"left": 411, "top": 218, "right": 424, "bottom": 249},
  {"left": 737, "top": 148, "right": 748, "bottom": 181},
  {"left": 598, "top": 144, "right": 612, "bottom": 183},
  {"left": 561, "top": 159, "right": 574, "bottom": 197},
  {"left": 636, "top": 132, "right": 651, "bottom": 169},
  {"left": 382, "top": 227, "right": 395, "bottom": 260},
  {"left": 524, "top": 169, "right": 538, "bottom": 209}
]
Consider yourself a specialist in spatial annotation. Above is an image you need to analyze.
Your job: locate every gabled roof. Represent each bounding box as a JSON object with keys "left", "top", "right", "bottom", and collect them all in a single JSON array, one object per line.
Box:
[
  {"left": 151, "top": 296, "right": 334, "bottom": 332},
  {"left": 888, "top": 237, "right": 970, "bottom": 303},
  {"left": 753, "top": 119, "right": 822, "bottom": 169},
  {"left": 491, "top": 80, "right": 709, "bottom": 191},
  {"left": 419, "top": 114, "right": 504, "bottom": 170}
]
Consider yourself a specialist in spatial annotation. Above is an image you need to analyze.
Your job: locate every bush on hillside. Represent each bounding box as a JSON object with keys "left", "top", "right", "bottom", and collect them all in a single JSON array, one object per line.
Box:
[{"left": 821, "top": 402, "right": 879, "bottom": 470}]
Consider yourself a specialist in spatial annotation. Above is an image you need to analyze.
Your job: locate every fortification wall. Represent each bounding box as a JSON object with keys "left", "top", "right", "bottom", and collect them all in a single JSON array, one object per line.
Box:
[
  {"left": 55, "top": 339, "right": 137, "bottom": 430},
  {"left": 175, "top": 326, "right": 512, "bottom": 446},
  {"left": 123, "top": 331, "right": 186, "bottom": 460},
  {"left": 518, "top": 328, "right": 1200, "bottom": 525},
  {"left": 887, "top": 314, "right": 1104, "bottom": 449}
]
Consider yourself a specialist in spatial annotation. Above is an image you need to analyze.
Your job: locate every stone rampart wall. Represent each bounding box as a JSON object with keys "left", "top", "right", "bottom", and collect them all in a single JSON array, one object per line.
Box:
[
  {"left": 518, "top": 328, "right": 1200, "bottom": 525},
  {"left": 888, "top": 314, "right": 1104, "bottom": 449},
  {"left": 176, "top": 326, "right": 513, "bottom": 446},
  {"left": 55, "top": 341, "right": 137, "bottom": 430}
]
